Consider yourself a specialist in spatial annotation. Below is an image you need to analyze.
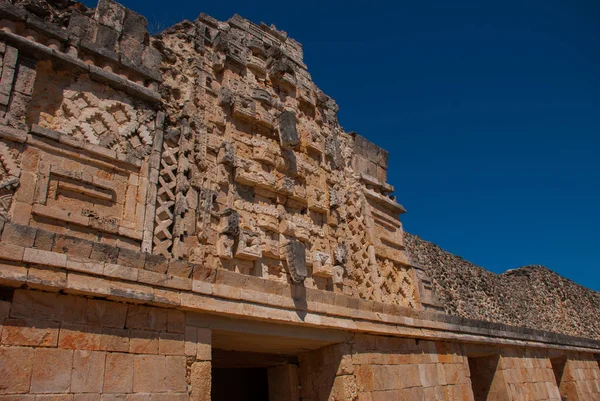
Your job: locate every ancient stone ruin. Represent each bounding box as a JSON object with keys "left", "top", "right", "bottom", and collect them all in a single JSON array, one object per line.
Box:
[{"left": 0, "top": 0, "right": 598, "bottom": 400}]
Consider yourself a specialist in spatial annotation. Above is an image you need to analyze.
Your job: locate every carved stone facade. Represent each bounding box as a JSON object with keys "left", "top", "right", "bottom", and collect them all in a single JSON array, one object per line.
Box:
[
  {"left": 150, "top": 14, "right": 427, "bottom": 309},
  {"left": 0, "top": 1, "right": 598, "bottom": 401}
]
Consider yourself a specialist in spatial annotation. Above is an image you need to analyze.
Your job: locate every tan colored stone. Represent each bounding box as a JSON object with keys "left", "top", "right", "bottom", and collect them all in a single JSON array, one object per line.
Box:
[
  {"left": 1, "top": 318, "right": 59, "bottom": 347},
  {"left": 71, "top": 350, "right": 106, "bottom": 393},
  {"left": 133, "top": 355, "right": 165, "bottom": 393},
  {"left": 100, "top": 327, "right": 130, "bottom": 352},
  {"left": 158, "top": 331, "right": 185, "bottom": 355},
  {"left": 58, "top": 323, "right": 103, "bottom": 351},
  {"left": 125, "top": 305, "right": 167, "bottom": 331},
  {"left": 34, "top": 395, "right": 74, "bottom": 401},
  {"left": 190, "top": 361, "right": 211, "bottom": 401},
  {"left": 23, "top": 248, "right": 67, "bottom": 268},
  {"left": 165, "top": 355, "right": 187, "bottom": 392},
  {"left": 11, "top": 290, "right": 86, "bottom": 323},
  {"left": 74, "top": 395, "right": 101, "bottom": 401},
  {"left": 0, "top": 261, "right": 28, "bottom": 285},
  {"left": 129, "top": 330, "right": 159, "bottom": 354},
  {"left": 0, "top": 346, "right": 34, "bottom": 394},
  {"left": 103, "top": 353, "right": 134, "bottom": 393},
  {"left": 30, "top": 348, "right": 73, "bottom": 393},
  {"left": 86, "top": 299, "right": 128, "bottom": 328},
  {"left": 167, "top": 310, "right": 185, "bottom": 333},
  {"left": 27, "top": 265, "right": 67, "bottom": 290}
]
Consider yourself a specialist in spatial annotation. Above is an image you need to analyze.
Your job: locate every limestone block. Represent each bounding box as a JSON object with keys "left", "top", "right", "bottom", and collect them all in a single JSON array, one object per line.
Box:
[
  {"left": 218, "top": 209, "right": 239, "bottom": 235},
  {"left": 251, "top": 88, "right": 272, "bottom": 105},
  {"left": 312, "top": 251, "right": 334, "bottom": 278},
  {"left": 133, "top": 355, "right": 165, "bottom": 393},
  {"left": 72, "top": 350, "right": 106, "bottom": 393},
  {"left": 257, "top": 214, "right": 279, "bottom": 232},
  {"left": 217, "top": 142, "right": 235, "bottom": 166},
  {"left": 158, "top": 331, "right": 185, "bottom": 355},
  {"left": 279, "top": 220, "right": 310, "bottom": 243},
  {"left": 68, "top": 11, "right": 96, "bottom": 39},
  {"left": 85, "top": 299, "right": 128, "bottom": 329},
  {"left": 216, "top": 234, "right": 235, "bottom": 259},
  {"left": 232, "top": 97, "right": 255, "bottom": 122},
  {"left": 235, "top": 228, "right": 262, "bottom": 260},
  {"left": 165, "top": 356, "right": 187, "bottom": 392},
  {"left": 30, "top": 348, "right": 74, "bottom": 393},
  {"left": 0, "top": 346, "right": 34, "bottom": 394},
  {"left": 284, "top": 239, "right": 307, "bottom": 282},
  {"left": 125, "top": 305, "right": 168, "bottom": 331},
  {"left": 104, "top": 353, "right": 134, "bottom": 393},
  {"left": 95, "top": 0, "right": 126, "bottom": 32},
  {"left": 129, "top": 330, "right": 158, "bottom": 354},
  {"left": 335, "top": 244, "right": 348, "bottom": 265},
  {"left": 235, "top": 160, "right": 276, "bottom": 190},
  {"left": 253, "top": 145, "right": 278, "bottom": 166},
  {"left": 278, "top": 111, "right": 300, "bottom": 150},
  {"left": 332, "top": 265, "right": 344, "bottom": 284},
  {"left": 190, "top": 361, "right": 211, "bottom": 401},
  {"left": 0, "top": 318, "right": 60, "bottom": 347},
  {"left": 307, "top": 186, "right": 328, "bottom": 213}
]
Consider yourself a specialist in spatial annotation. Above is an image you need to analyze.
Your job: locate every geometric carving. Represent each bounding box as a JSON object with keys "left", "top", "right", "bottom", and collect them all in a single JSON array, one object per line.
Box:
[
  {"left": 378, "top": 258, "right": 417, "bottom": 308},
  {"left": 153, "top": 128, "right": 180, "bottom": 257},
  {"left": 312, "top": 251, "right": 333, "bottom": 278},
  {"left": 234, "top": 228, "right": 262, "bottom": 260},
  {"left": 0, "top": 140, "right": 20, "bottom": 220},
  {"left": 37, "top": 76, "right": 156, "bottom": 159},
  {"left": 363, "top": 188, "right": 407, "bottom": 265}
]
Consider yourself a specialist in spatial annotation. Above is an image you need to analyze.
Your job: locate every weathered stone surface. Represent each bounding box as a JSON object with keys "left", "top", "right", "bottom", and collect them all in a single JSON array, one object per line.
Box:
[
  {"left": 285, "top": 239, "right": 307, "bottom": 283},
  {"left": 104, "top": 353, "right": 133, "bottom": 393},
  {"left": 0, "top": 346, "right": 34, "bottom": 394},
  {"left": 72, "top": 350, "right": 105, "bottom": 393},
  {"left": 406, "top": 234, "right": 600, "bottom": 340},
  {"left": 277, "top": 111, "right": 300, "bottom": 150},
  {"left": 0, "top": 2, "right": 598, "bottom": 401},
  {"left": 30, "top": 348, "right": 73, "bottom": 393}
]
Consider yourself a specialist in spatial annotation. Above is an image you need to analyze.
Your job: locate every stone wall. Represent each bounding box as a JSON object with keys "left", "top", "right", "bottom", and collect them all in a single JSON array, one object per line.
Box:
[
  {"left": 0, "top": 1, "right": 599, "bottom": 400},
  {"left": 405, "top": 233, "right": 600, "bottom": 340},
  {"left": 0, "top": 288, "right": 211, "bottom": 400},
  {"left": 299, "top": 335, "right": 600, "bottom": 401},
  {"left": 146, "top": 11, "right": 441, "bottom": 311}
]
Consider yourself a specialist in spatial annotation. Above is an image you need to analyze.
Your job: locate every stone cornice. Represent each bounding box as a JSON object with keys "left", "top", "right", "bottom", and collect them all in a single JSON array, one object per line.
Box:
[{"left": 1, "top": 223, "right": 599, "bottom": 354}]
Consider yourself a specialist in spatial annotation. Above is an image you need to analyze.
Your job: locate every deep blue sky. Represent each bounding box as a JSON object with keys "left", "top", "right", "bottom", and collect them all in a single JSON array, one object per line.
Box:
[{"left": 85, "top": 0, "right": 600, "bottom": 291}]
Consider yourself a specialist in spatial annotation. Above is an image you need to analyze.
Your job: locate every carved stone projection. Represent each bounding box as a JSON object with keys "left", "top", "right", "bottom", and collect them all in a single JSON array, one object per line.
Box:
[
  {"left": 149, "top": 13, "right": 433, "bottom": 308},
  {"left": 0, "top": 140, "right": 21, "bottom": 220}
]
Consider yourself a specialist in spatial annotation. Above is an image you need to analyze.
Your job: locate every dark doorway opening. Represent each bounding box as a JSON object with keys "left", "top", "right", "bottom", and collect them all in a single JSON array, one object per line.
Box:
[
  {"left": 467, "top": 355, "right": 501, "bottom": 401},
  {"left": 212, "top": 367, "right": 269, "bottom": 401},
  {"left": 550, "top": 356, "right": 567, "bottom": 388},
  {"left": 211, "top": 349, "right": 299, "bottom": 401}
]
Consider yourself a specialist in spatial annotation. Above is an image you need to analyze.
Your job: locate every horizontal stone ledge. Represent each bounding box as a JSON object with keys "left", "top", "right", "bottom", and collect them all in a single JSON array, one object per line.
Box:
[
  {"left": 30, "top": 125, "right": 142, "bottom": 170},
  {"left": 0, "top": 30, "right": 161, "bottom": 104},
  {"left": 0, "top": 123, "right": 27, "bottom": 143},
  {"left": 363, "top": 187, "right": 407, "bottom": 214},
  {"left": 1, "top": 248, "right": 599, "bottom": 353}
]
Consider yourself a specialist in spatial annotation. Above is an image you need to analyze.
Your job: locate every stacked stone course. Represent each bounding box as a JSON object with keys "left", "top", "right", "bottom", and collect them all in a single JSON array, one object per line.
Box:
[
  {"left": 0, "top": 0, "right": 598, "bottom": 400},
  {"left": 0, "top": 289, "right": 211, "bottom": 400}
]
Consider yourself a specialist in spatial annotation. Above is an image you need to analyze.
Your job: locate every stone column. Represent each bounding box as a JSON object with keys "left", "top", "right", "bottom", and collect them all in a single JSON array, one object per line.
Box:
[{"left": 190, "top": 328, "right": 212, "bottom": 401}]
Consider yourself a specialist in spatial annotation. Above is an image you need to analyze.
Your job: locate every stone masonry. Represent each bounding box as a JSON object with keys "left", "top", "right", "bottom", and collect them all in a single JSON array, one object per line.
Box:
[{"left": 0, "top": 0, "right": 598, "bottom": 400}]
